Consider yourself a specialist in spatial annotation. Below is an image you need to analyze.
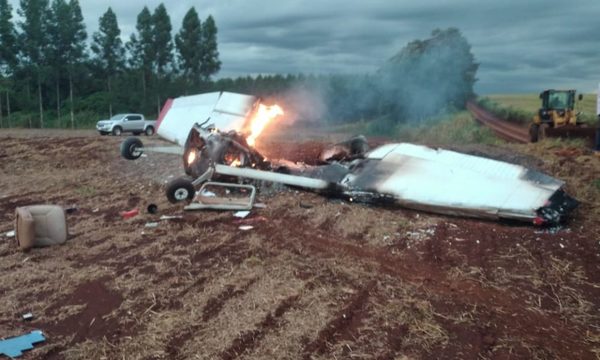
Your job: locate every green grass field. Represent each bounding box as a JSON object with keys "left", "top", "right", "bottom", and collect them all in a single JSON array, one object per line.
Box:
[{"left": 487, "top": 93, "right": 598, "bottom": 120}]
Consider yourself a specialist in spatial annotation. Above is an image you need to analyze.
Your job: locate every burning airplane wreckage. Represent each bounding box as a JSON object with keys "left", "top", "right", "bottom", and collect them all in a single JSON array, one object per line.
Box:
[{"left": 120, "top": 91, "right": 578, "bottom": 225}]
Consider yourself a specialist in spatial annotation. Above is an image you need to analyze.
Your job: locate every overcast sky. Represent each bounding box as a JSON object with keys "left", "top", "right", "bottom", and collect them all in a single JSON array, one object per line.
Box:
[{"left": 8, "top": 0, "right": 600, "bottom": 94}]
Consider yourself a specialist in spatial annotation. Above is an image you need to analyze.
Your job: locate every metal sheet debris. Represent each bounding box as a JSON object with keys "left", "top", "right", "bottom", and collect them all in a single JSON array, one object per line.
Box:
[
  {"left": 233, "top": 211, "right": 251, "bottom": 218},
  {"left": 159, "top": 215, "right": 183, "bottom": 220},
  {"left": 0, "top": 330, "right": 45, "bottom": 358},
  {"left": 184, "top": 182, "right": 256, "bottom": 211}
]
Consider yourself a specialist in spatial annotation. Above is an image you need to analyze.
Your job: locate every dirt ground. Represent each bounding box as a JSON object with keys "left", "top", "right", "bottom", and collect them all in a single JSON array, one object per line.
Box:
[{"left": 1, "top": 128, "right": 600, "bottom": 360}]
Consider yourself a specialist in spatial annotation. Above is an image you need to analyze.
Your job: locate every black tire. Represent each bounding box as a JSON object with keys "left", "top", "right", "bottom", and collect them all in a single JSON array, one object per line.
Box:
[
  {"left": 112, "top": 126, "right": 123, "bottom": 136},
  {"left": 120, "top": 137, "right": 144, "bottom": 160},
  {"left": 145, "top": 126, "right": 155, "bottom": 136},
  {"left": 529, "top": 123, "right": 539, "bottom": 143},
  {"left": 165, "top": 177, "right": 195, "bottom": 203}
]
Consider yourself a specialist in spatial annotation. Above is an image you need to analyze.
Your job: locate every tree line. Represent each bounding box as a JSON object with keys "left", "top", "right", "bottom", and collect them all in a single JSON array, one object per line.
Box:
[
  {"left": 0, "top": 0, "right": 479, "bottom": 130},
  {"left": 0, "top": 0, "right": 221, "bottom": 128}
]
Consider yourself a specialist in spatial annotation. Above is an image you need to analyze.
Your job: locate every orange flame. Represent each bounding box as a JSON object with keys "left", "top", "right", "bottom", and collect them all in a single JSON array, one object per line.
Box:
[{"left": 246, "top": 104, "right": 283, "bottom": 147}]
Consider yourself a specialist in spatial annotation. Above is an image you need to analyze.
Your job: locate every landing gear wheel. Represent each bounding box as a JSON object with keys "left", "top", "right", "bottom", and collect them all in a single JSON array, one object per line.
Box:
[
  {"left": 529, "top": 123, "right": 540, "bottom": 143},
  {"left": 145, "top": 126, "right": 155, "bottom": 136},
  {"left": 112, "top": 126, "right": 123, "bottom": 136},
  {"left": 120, "top": 137, "right": 144, "bottom": 160},
  {"left": 166, "top": 177, "right": 195, "bottom": 203}
]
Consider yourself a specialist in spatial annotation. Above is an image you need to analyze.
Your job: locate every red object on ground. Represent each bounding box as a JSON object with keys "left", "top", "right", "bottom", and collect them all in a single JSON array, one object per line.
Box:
[
  {"left": 120, "top": 208, "right": 139, "bottom": 219},
  {"left": 533, "top": 217, "right": 545, "bottom": 226}
]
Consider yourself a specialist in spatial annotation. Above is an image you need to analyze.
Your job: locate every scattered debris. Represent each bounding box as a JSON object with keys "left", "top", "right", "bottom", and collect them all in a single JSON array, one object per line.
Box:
[
  {"left": 239, "top": 225, "right": 254, "bottom": 231},
  {"left": 0, "top": 330, "right": 45, "bottom": 358},
  {"left": 65, "top": 207, "right": 78, "bottom": 214},
  {"left": 5, "top": 230, "right": 15, "bottom": 237},
  {"left": 92, "top": 208, "right": 99, "bottom": 213},
  {"left": 146, "top": 204, "right": 158, "bottom": 214},
  {"left": 22, "top": 313, "right": 33, "bottom": 321},
  {"left": 253, "top": 203, "right": 267, "bottom": 209},
  {"left": 120, "top": 208, "right": 139, "bottom": 219},
  {"left": 233, "top": 211, "right": 250, "bottom": 218},
  {"left": 159, "top": 215, "right": 183, "bottom": 220},
  {"left": 184, "top": 182, "right": 256, "bottom": 211},
  {"left": 534, "top": 225, "right": 570, "bottom": 235},
  {"left": 299, "top": 202, "right": 314, "bottom": 209},
  {"left": 145, "top": 222, "right": 159, "bottom": 228},
  {"left": 235, "top": 216, "right": 268, "bottom": 225},
  {"left": 16, "top": 205, "right": 68, "bottom": 251}
]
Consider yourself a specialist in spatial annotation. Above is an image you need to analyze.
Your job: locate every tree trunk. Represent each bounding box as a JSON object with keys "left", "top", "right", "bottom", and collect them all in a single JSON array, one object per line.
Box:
[
  {"left": 56, "top": 78, "right": 61, "bottom": 128},
  {"left": 6, "top": 90, "right": 11, "bottom": 128},
  {"left": 108, "top": 76, "right": 112, "bottom": 118},
  {"left": 37, "top": 71, "right": 44, "bottom": 129},
  {"left": 142, "top": 71, "right": 146, "bottom": 103},
  {"left": 69, "top": 72, "right": 74, "bottom": 129},
  {"left": 26, "top": 83, "right": 32, "bottom": 128}
]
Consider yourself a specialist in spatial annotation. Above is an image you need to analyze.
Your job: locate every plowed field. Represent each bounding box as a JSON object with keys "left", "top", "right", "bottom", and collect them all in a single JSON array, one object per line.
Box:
[{"left": 1, "top": 129, "right": 599, "bottom": 359}]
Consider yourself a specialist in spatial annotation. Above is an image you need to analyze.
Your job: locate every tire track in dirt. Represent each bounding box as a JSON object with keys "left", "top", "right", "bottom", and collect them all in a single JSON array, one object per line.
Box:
[
  {"left": 220, "top": 294, "right": 300, "bottom": 360},
  {"left": 203, "top": 278, "right": 259, "bottom": 321},
  {"left": 302, "top": 282, "right": 375, "bottom": 359},
  {"left": 165, "top": 277, "right": 259, "bottom": 359},
  {"left": 264, "top": 221, "right": 595, "bottom": 359}
]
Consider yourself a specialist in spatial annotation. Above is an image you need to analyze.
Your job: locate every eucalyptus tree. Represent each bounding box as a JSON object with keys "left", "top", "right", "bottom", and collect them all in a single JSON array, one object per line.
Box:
[
  {"left": 91, "top": 7, "right": 125, "bottom": 117},
  {"left": 18, "top": 0, "right": 50, "bottom": 127},
  {"left": 175, "top": 7, "right": 202, "bottom": 91}
]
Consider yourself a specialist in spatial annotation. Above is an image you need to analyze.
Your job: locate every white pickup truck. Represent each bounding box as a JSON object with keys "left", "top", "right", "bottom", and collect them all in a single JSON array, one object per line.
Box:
[{"left": 96, "top": 113, "right": 157, "bottom": 136}]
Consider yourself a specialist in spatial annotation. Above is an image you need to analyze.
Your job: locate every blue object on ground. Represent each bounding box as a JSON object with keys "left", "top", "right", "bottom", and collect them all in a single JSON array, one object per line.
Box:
[{"left": 0, "top": 330, "right": 45, "bottom": 358}]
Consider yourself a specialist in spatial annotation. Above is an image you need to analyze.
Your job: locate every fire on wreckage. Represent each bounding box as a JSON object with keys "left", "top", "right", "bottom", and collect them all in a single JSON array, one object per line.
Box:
[{"left": 121, "top": 91, "right": 578, "bottom": 226}]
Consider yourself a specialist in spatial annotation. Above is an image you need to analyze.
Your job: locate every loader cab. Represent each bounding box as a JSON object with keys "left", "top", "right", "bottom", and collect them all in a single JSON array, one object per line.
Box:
[
  {"left": 530, "top": 89, "right": 582, "bottom": 142},
  {"left": 539, "top": 90, "right": 577, "bottom": 111}
]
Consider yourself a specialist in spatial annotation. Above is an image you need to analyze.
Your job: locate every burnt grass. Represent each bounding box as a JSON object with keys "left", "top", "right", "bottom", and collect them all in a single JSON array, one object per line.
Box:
[{"left": 0, "top": 129, "right": 599, "bottom": 359}]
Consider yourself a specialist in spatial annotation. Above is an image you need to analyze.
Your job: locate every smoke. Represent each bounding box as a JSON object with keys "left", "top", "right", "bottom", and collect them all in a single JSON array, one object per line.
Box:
[
  {"left": 276, "top": 28, "right": 478, "bottom": 131},
  {"left": 276, "top": 84, "right": 328, "bottom": 125},
  {"left": 376, "top": 28, "right": 478, "bottom": 122}
]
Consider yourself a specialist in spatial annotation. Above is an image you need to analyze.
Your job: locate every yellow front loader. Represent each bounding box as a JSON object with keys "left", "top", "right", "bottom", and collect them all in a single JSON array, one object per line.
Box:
[{"left": 529, "top": 89, "right": 584, "bottom": 142}]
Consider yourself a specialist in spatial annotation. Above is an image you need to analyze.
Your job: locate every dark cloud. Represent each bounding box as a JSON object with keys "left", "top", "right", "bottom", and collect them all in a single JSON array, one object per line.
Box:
[{"left": 7, "top": 0, "right": 600, "bottom": 93}]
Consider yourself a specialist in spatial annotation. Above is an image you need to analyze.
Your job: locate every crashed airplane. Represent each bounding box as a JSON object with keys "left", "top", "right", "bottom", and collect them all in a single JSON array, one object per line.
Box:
[{"left": 120, "top": 91, "right": 578, "bottom": 225}]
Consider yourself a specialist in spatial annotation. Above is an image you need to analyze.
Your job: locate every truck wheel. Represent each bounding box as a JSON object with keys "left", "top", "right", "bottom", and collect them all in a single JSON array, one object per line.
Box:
[
  {"left": 166, "top": 177, "right": 195, "bottom": 203},
  {"left": 529, "top": 124, "right": 539, "bottom": 143},
  {"left": 145, "top": 126, "right": 155, "bottom": 136},
  {"left": 120, "top": 137, "right": 144, "bottom": 160},
  {"left": 112, "top": 126, "right": 123, "bottom": 136}
]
